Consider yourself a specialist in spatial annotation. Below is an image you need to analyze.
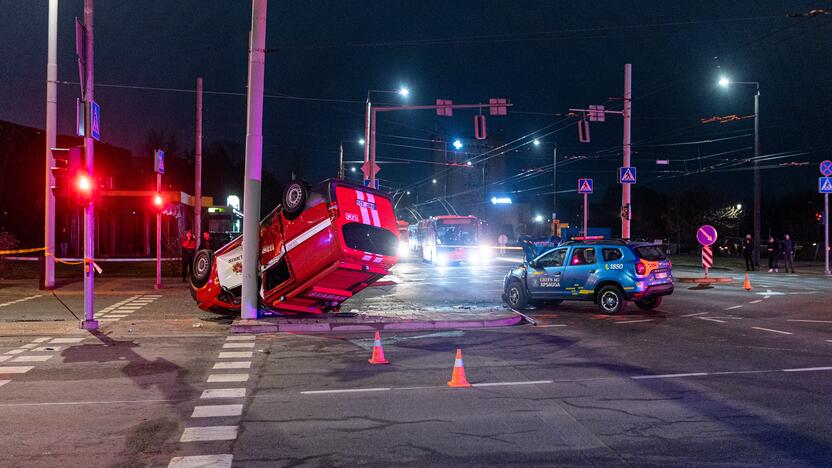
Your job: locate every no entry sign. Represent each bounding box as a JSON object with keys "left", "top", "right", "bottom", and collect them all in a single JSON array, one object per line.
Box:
[{"left": 696, "top": 225, "right": 717, "bottom": 246}]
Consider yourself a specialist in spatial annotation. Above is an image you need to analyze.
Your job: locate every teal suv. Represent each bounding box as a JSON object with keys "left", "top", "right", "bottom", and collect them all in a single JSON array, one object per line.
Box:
[{"left": 502, "top": 239, "right": 673, "bottom": 314}]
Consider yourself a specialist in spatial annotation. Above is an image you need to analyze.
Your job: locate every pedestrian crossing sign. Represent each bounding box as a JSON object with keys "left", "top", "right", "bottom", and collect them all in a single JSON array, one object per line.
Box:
[
  {"left": 820, "top": 177, "right": 832, "bottom": 194},
  {"left": 578, "top": 178, "right": 593, "bottom": 194},
  {"left": 619, "top": 167, "right": 637, "bottom": 184}
]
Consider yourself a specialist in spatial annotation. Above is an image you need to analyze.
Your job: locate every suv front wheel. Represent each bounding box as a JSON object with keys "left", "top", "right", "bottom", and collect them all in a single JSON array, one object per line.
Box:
[
  {"left": 596, "top": 285, "right": 625, "bottom": 315},
  {"left": 505, "top": 280, "right": 529, "bottom": 310}
]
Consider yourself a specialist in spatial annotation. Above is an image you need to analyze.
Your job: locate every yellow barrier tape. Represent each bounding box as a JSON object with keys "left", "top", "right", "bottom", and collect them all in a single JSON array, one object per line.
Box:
[{"left": 0, "top": 246, "right": 47, "bottom": 255}]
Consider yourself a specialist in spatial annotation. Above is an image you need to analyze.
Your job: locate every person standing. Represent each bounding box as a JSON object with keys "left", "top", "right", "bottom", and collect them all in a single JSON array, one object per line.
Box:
[
  {"left": 782, "top": 234, "right": 795, "bottom": 274},
  {"left": 497, "top": 233, "right": 508, "bottom": 255},
  {"left": 199, "top": 231, "right": 212, "bottom": 252},
  {"left": 742, "top": 234, "right": 754, "bottom": 271},
  {"left": 180, "top": 230, "right": 197, "bottom": 282},
  {"left": 766, "top": 236, "right": 780, "bottom": 273}
]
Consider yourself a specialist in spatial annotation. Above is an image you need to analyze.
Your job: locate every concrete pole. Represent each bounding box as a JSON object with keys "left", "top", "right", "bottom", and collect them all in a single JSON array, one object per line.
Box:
[
  {"left": 583, "top": 193, "right": 588, "bottom": 236},
  {"left": 240, "top": 0, "right": 267, "bottom": 320},
  {"left": 362, "top": 97, "right": 371, "bottom": 182},
  {"left": 621, "top": 63, "right": 632, "bottom": 240},
  {"left": 339, "top": 142, "right": 344, "bottom": 179},
  {"left": 43, "top": 0, "right": 58, "bottom": 290},
  {"left": 155, "top": 173, "right": 162, "bottom": 289},
  {"left": 753, "top": 89, "right": 761, "bottom": 267},
  {"left": 80, "top": 0, "right": 97, "bottom": 330},
  {"left": 552, "top": 145, "right": 557, "bottom": 220},
  {"left": 194, "top": 77, "right": 203, "bottom": 239},
  {"left": 370, "top": 109, "right": 377, "bottom": 186},
  {"left": 825, "top": 193, "right": 830, "bottom": 275}
]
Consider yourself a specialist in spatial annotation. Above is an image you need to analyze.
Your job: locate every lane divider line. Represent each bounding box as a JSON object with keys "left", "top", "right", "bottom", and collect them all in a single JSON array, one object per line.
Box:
[
  {"left": 788, "top": 319, "right": 832, "bottom": 324},
  {"left": 615, "top": 319, "right": 654, "bottom": 324},
  {"left": 725, "top": 305, "right": 743, "bottom": 310},
  {"left": 696, "top": 317, "right": 726, "bottom": 323},
  {"left": 751, "top": 326, "right": 793, "bottom": 335},
  {"left": 681, "top": 312, "right": 708, "bottom": 317}
]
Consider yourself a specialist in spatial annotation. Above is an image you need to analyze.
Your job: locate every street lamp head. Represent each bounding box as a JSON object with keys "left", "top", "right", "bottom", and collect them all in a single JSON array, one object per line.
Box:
[
  {"left": 533, "top": 139, "right": 540, "bottom": 146},
  {"left": 406, "top": 191, "right": 411, "bottom": 195},
  {"left": 466, "top": 161, "right": 472, "bottom": 166},
  {"left": 398, "top": 86, "right": 410, "bottom": 97},
  {"left": 736, "top": 203, "right": 742, "bottom": 210},
  {"left": 718, "top": 76, "right": 731, "bottom": 88},
  {"left": 534, "top": 214, "right": 544, "bottom": 223},
  {"left": 351, "top": 167, "right": 356, "bottom": 172},
  {"left": 432, "top": 179, "right": 437, "bottom": 184},
  {"left": 358, "top": 138, "right": 366, "bottom": 145},
  {"left": 453, "top": 139, "right": 463, "bottom": 150}
]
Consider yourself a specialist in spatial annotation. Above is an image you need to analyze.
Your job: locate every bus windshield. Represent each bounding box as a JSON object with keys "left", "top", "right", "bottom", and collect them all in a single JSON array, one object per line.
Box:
[{"left": 436, "top": 220, "right": 478, "bottom": 246}]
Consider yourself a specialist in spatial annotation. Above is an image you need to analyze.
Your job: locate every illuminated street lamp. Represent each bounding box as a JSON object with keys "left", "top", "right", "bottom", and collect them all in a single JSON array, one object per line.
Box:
[
  {"left": 452, "top": 139, "right": 463, "bottom": 150},
  {"left": 533, "top": 139, "right": 540, "bottom": 146},
  {"left": 398, "top": 86, "right": 410, "bottom": 97},
  {"left": 534, "top": 214, "right": 544, "bottom": 223},
  {"left": 717, "top": 74, "right": 761, "bottom": 266}
]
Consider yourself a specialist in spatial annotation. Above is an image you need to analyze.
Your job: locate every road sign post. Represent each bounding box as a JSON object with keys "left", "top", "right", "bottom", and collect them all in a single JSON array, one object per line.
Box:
[
  {"left": 697, "top": 225, "right": 718, "bottom": 277},
  {"left": 154, "top": 150, "right": 165, "bottom": 289},
  {"left": 819, "top": 160, "right": 832, "bottom": 275},
  {"left": 702, "top": 245, "right": 713, "bottom": 277},
  {"left": 578, "top": 178, "right": 593, "bottom": 236}
]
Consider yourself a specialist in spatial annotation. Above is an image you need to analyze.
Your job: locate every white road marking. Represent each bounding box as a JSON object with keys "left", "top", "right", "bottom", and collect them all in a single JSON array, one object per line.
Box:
[
  {"left": 756, "top": 289, "right": 784, "bottom": 296},
  {"left": 50, "top": 338, "right": 84, "bottom": 344},
  {"left": 615, "top": 319, "right": 654, "bottom": 324},
  {"left": 0, "top": 366, "right": 34, "bottom": 374},
  {"left": 301, "top": 387, "right": 391, "bottom": 395},
  {"left": 0, "top": 356, "right": 10, "bottom": 362},
  {"left": 681, "top": 312, "right": 708, "bottom": 317},
  {"left": 106, "top": 315, "right": 129, "bottom": 319},
  {"left": 179, "top": 426, "right": 238, "bottom": 442},
  {"left": 0, "top": 380, "right": 9, "bottom": 387},
  {"left": 788, "top": 319, "right": 832, "bottom": 324},
  {"left": 206, "top": 374, "right": 249, "bottom": 383},
  {"left": 724, "top": 305, "right": 743, "bottom": 310},
  {"left": 222, "top": 342, "right": 254, "bottom": 349},
  {"left": 749, "top": 299, "right": 763, "bottom": 304},
  {"left": 226, "top": 335, "right": 256, "bottom": 341},
  {"left": 0, "top": 295, "right": 42, "bottom": 308},
  {"left": 32, "top": 337, "right": 51, "bottom": 343},
  {"left": 631, "top": 373, "right": 709, "bottom": 380},
  {"left": 5, "top": 349, "right": 25, "bottom": 355},
  {"left": 751, "top": 326, "right": 793, "bottom": 335},
  {"left": 782, "top": 367, "right": 832, "bottom": 372},
  {"left": 696, "top": 317, "right": 726, "bottom": 323},
  {"left": 472, "top": 380, "right": 553, "bottom": 387},
  {"left": 19, "top": 344, "right": 38, "bottom": 349},
  {"left": 191, "top": 404, "right": 244, "bottom": 418},
  {"left": 200, "top": 388, "right": 246, "bottom": 399},
  {"left": 11, "top": 355, "right": 52, "bottom": 363},
  {"left": 535, "top": 324, "right": 567, "bottom": 328},
  {"left": 168, "top": 454, "right": 233, "bottom": 468},
  {"left": 212, "top": 361, "right": 251, "bottom": 370},
  {"left": 32, "top": 346, "right": 60, "bottom": 352},
  {"left": 218, "top": 351, "right": 253, "bottom": 359}
]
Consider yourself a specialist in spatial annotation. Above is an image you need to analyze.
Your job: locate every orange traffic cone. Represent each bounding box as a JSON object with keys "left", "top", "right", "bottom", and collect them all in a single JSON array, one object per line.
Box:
[
  {"left": 368, "top": 330, "right": 389, "bottom": 365},
  {"left": 743, "top": 273, "right": 752, "bottom": 291},
  {"left": 447, "top": 348, "right": 472, "bottom": 388}
]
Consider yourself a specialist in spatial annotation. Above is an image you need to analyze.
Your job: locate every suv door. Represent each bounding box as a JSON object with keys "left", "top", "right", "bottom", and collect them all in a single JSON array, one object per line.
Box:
[
  {"left": 527, "top": 247, "right": 568, "bottom": 298},
  {"left": 561, "top": 246, "right": 598, "bottom": 297}
]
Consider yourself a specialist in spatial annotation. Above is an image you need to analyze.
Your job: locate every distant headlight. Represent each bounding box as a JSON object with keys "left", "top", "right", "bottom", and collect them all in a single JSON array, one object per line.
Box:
[
  {"left": 478, "top": 245, "right": 492, "bottom": 259},
  {"left": 397, "top": 242, "right": 409, "bottom": 258},
  {"left": 436, "top": 253, "right": 449, "bottom": 266}
]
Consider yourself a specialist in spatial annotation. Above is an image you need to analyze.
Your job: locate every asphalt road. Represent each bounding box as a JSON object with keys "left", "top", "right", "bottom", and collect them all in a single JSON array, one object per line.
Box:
[{"left": 0, "top": 261, "right": 831, "bottom": 466}]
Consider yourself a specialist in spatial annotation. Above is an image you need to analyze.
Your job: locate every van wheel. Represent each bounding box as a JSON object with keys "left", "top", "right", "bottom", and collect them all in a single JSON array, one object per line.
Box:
[
  {"left": 635, "top": 296, "right": 662, "bottom": 311},
  {"left": 505, "top": 280, "right": 529, "bottom": 309},
  {"left": 596, "top": 285, "right": 625, "bottom": 315},
  {"left": 282, "top": 180, "right": 309, "bottom": 220},
  {"left": 191, "top": 250, "right": 213, "bottom": 288}
]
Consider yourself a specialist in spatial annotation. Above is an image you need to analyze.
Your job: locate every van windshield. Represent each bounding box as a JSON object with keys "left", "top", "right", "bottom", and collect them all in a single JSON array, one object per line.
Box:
[
  {"left": 634, "top": 245, "right": 667, "bottom": 261},
  {"left": 342, "top": 223, "right": 398, "bottom": 257}
]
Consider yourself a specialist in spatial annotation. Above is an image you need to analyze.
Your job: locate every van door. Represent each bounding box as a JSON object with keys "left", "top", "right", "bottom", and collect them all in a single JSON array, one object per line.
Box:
[
  {"left": 561, "top": 246, "right": 598, "bottom": 297},
  {"left": 527, "top": 247, "right": 568, "bottom": 299}
]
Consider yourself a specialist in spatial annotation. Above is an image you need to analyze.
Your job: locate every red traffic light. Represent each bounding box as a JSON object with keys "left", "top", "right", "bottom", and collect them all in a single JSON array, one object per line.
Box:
[
  {"left": 153, "top": 193, "right": 164, "bottom": 208},
  {"left": 76, "top": 173, "right": 92, "bottom": 193}
]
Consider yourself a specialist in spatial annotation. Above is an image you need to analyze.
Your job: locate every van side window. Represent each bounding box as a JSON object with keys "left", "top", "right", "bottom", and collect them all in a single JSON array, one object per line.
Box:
[
  {"left": 602, "top": 248, "right": 623, "bottom": 262},
  {"left": 264, "top": 258, "right": 291, "bottom": 291},
  {"left": 570, "top": 247, "right": 596, "bottom": 265},
  {"left": 538, "top": 248, "right": 566, "bottom": 268}
]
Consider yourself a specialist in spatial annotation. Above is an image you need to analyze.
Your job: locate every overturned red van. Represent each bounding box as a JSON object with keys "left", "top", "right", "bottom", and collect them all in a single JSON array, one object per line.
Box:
[{"left": 190, "top": 179, "right": 399, "bottom": 314}]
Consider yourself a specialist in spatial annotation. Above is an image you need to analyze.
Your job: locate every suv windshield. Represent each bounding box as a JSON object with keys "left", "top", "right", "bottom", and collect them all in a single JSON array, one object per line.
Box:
[
  {"left": 342, "top": 223, "right": 398, "bottom": 256},
  {"left": 634, "top": 245, "right": 667, "bottom": 261}
]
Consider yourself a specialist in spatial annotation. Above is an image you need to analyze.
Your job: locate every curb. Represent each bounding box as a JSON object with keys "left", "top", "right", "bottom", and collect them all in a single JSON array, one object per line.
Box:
[{"left": 231, "top": 314, "right": 523, "bottom": 334}]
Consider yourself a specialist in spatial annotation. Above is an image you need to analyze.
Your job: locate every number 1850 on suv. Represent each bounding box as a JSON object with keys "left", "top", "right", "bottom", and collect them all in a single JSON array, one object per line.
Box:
[{"left": 502, "top": 238, "right": 673, "bottom": 314}]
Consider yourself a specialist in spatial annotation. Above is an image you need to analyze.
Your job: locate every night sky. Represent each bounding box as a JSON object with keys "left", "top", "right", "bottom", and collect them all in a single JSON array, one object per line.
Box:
[{"left": 2, "top": 1, "right": 831, "bottom": 213}]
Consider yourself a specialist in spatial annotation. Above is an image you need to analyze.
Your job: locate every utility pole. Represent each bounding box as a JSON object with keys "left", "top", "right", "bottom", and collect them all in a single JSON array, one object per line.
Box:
[
  {"left": 195, "top": 77, "right": 203, "bottom": 239},
  {"left": 43, "top": 0, "right": 58, "bottom": 290},
  {"left": 753, "top": 87, "right": 761, "bottom": 267},
  {"left": 622, "top": 63, "right": 632, "bottom": 240},
  {"left": 155, "top": 171, "right": 162, "bottom": 289},
  {"left": 583, "top": 192, "right": 589, "bottom": 236},
  {"left": 552, "top": 144, "right": 557, "bottom": 221},
  {"left": 80, "top": 0, "right": 97, "bottom": 330},
  {"left": 339, "top": 142, "right": 345, "bottom": 179},
  {"left": 240, "top": 0, "right": 267, "bottom": 320}
]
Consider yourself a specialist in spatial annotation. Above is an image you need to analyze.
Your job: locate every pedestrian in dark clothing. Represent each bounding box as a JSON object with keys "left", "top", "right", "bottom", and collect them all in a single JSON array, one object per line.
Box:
[
  {"left": 181, "top": 230, "right": 197, "bottom": 281},
  {"left": 742, "top": 234, "right": 754, "bottom": 271},
  {"left": 782, "top": 234, "right": 795, "bottom": 273},
  {"left": 767, "top": 236, "right": 780, "bottom": 272},
  {"left": 199, "top": 231, "right": 212, "bottom": 251}
]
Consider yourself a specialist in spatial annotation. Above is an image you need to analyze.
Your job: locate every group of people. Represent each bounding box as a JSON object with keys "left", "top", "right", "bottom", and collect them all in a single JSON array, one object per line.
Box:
[
  {"left": 181, "top": 230, "right": 212, "bottom": 282},
  {"left": 741, "top": 233, "right": 796, "bottom": 273}
]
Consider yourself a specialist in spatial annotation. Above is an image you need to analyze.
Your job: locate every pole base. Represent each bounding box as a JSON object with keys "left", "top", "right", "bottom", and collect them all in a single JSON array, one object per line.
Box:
[
  {"left": 79, "top": 319, "right": 99, "bottom": 330},
  {"left": 155, "top": 283, "right": 163, "bottom": 290}
]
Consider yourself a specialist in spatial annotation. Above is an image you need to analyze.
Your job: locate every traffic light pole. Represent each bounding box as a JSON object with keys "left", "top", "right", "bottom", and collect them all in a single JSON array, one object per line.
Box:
[
  {"left": 80, "top": 0, "right": 98, "bottom": 330},
  {"left": 622, "top": 63, "right": 632, "bottom": 240},
  {"left": 825, "top": 193, "right": 830, "bottom": 275},
  {"left": 43, "top": 0, "right": 58, "bottom": 290},
  {"left": 156, "top": 172, "right": 162, "bottom": 289},
  {"left": 240, "top": 0, "right": 267, "bottom": 320},
  {"left": 194, "top": 77, "right": 203, "bottom": 239}
]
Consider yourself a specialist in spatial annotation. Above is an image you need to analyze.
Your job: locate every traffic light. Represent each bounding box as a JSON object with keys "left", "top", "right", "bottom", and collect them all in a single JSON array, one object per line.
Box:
[
  {"left": 153, "top": 193, "right": 164, "bottom": 210},
  {"left": 817, "top": 211, "right": 825, "bottom": 224},
  {"left": 74, "top": 170, "right": 93, "bottom": 205},
  {"left": 51, "top": 147, "right": 82, "bottom": 197}
]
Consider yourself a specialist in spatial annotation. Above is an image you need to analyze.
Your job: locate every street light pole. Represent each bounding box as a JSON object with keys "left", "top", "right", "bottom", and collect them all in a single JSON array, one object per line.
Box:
[
  {"left": 80, "top": 0, "right": 97, "bottom": 330},
  {"left": 194, "top": 77, "right": 203, "bottom": 239},
  {"left": 753, "top": 86, "right": 761, "bottom": 267},
  {"left": 240, "top": 0, "right": 267, "bottom": 320},
  {"left": 43, "top": 0, "right": 58, "bottom": 290},
  {"left": 552, "top": 144, "right": 557, "bottom": 221},
  {"left": 622, "top": 63, "right": 632, "bottom": 240}
]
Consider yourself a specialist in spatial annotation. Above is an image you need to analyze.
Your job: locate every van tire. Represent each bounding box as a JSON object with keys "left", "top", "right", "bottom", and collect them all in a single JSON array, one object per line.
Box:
[
  {"left": 635, "top": 296, "right": 662, "bottom": 311},
  {"left": 191, "top": 249, "right": 213, "bottom": 288},
  {"left": 596, "top": 285, "right": 625, "bottom": 315},
  {"left": 505, "top": 280, "right": 529, "bottom": 310},
  {"left": 282, "top": 181, "right": 309, "bottom": 220}
]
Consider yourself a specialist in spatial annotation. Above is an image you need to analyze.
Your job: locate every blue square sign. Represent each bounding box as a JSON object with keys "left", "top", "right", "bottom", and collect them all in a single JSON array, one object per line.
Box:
[
  {"left": 619, "top": 166, "right": 637, "bottom": 184},
  {"left": 820, "top": 177, "right": 832, "bottom": 194},
  {"left": 90, "top": 100, "right": 101, "bottom": 141},
  {"left": 578, "top": 178, "right": 593, "bottom": 194}
]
